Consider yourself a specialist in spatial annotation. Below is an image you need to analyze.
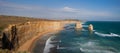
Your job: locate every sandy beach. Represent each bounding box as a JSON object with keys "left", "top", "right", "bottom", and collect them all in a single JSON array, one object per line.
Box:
[
  {"left": 17, "top": 28, "right": 63, "bottom": 53},
  {"left": 31, "top": 31, "right": 59, "bottom": 53}
]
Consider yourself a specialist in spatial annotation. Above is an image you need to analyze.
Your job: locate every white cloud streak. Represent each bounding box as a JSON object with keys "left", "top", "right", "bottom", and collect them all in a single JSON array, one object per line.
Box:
[{"left": 60, "top": 6, "right": 111, "bottom": 17}]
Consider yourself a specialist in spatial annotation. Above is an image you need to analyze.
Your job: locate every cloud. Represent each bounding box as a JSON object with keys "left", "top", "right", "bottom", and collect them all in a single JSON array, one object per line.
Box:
[
  {"left": 60, "top": 6, "right": 111, "bottom": 17},
  {"left": 61, "top": 6, "right": 78, "bottom": 12},
  {"left": 0, "top": 2, "right": 38, "bottom": 11}
]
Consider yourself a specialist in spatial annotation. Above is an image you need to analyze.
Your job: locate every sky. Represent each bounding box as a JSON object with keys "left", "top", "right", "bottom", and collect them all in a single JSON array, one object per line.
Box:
[{"left": 0, "top": 0, "right": 120, "bottom": 21}]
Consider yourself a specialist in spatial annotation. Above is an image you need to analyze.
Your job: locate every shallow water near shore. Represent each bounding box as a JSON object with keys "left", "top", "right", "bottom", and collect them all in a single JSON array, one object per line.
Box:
[{"left": 33, "top": 21, "right": 120, "bottom": 53}]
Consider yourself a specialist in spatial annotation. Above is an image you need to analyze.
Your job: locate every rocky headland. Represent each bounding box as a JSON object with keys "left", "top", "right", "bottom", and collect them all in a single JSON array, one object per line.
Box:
[{"left": 0, "top": 15, "right": 82, "bottom": 53}]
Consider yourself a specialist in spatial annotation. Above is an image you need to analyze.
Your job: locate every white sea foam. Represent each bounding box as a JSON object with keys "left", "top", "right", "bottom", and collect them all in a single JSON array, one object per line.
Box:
[
  {"left": 82, "top": 29, "right": 96, "bottom": 32},
  {"left": 43, "top": 36, "right": 55, "bottom": 53},
  {"left": 93, "top": 30, "right": 96, "bottom": 31},
  {"left": 82, "top": 21, "right": 87, "bottom": 24},
  {"left": 79, "top": 41, "right": 117, "bottom": 53},
  {"left": 52, "top": 40, "right": 61, "bottom": 43},
  {"left": 81, "top": 41, "right": 97, "bottom": 47},
  {"left": 95, "top": 32, "right": 120, "bottom": 37},
  {"left": 57, "top": 45, "right": 66, "bottom": 49},
  {"left": 82, "top": 25, "right": 88, "bottom": 27},
  {"left": 80, "top": 48, "right": 115, "bottom": 53},
  {"left": 80, "top": 48, "right": 84, "bottom": 51},
  {"left": 82, "top": 29, "right": 88, "bottom": 31}
]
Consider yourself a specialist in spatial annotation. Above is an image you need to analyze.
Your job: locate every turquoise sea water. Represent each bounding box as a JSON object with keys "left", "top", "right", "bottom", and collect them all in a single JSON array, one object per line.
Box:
[{"left": 34, "top": 21, "right": 120, "bottom": 53}]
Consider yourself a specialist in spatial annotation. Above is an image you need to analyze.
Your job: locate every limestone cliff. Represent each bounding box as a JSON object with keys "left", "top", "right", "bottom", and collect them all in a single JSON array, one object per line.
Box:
[
  {"left": 76, "top": 22, "right": 82, "bottom": 29},
  {"left": 1, "top": 20, "right": 81, "bottom": 51},
  {"left": 88, "top": 24, "right": 93, "bottom": 31},
  {"left": 2, "top": 21, "right": 63, "bottom": 50}
]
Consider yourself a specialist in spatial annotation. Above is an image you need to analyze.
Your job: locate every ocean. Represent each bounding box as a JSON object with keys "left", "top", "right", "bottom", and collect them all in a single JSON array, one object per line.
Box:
[{"left": 33, "top": 21, "right": 120, "bottom": 53}]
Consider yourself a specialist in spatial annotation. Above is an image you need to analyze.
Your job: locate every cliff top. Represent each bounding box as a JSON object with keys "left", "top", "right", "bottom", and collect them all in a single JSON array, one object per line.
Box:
[
  {"left": 0, "top": 15, "right": 81, "bottom": 31},
  {"left": 0, "top": 15, "right": 54, "bottom": 31}
]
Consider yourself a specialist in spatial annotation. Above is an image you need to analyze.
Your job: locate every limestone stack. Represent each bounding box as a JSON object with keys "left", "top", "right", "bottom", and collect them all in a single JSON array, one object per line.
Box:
[
  {"left": 88, "top": 24, "right": 93, "bottom": 31},
  {"left": 76, "top": 22, "right": 82, "bottom": 29}
]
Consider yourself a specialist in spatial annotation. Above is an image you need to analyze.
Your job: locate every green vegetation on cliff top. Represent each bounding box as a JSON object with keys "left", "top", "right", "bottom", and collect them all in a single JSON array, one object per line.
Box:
[
  {"left": 0, "top": 15, "right": 81, "bottom": 31},
  {"left": 0, "top": 15, "right": 51, "bottom": 31}
]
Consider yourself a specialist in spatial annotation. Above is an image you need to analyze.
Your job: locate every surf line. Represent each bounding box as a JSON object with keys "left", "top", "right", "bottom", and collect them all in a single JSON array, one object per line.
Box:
[
  {"left": 43, "top": 36, "right": 55, "bottom": 53},
  {"left": 95, "top": 32, "right": 120, "bottom": 37}
]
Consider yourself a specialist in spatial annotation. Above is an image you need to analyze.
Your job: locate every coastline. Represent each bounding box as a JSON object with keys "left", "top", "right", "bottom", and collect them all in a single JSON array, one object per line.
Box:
[
  {"left": 31, "top": 31, "right": 59, "bottom": 53},
  {"left": 17, "top": 28, "right": 63, "bottom": 52}
]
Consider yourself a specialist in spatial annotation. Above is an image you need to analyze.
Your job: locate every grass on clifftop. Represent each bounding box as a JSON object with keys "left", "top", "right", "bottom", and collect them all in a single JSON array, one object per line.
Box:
[
  {"left": 0, "top": 15, "right": 51, "bottom": 31},
  {"left": 0, "top": 15, "right": 80, "bottom": 31}
]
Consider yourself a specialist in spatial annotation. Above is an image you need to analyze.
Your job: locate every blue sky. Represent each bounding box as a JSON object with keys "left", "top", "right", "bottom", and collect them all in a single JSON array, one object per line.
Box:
[{"left": 0, "top": 0, "right": 120, "bottom": 21}]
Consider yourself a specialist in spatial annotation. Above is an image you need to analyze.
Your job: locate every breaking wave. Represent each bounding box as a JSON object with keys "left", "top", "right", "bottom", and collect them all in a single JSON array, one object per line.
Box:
[
  {"left": 43, "top": 36, "right": 55, "bottom": 53},
  {"left": 79, "top": 41, "right": 118, "bottom": 53},
  {"left": 95, "top": 32, "right": 120, "bottom": 37},
  {"left": 57, "top": 45, "right": 66, "bottom": 49}
]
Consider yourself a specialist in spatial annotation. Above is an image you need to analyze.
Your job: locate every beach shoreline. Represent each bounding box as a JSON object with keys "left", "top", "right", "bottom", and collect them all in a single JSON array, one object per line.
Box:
[{"left": 17, "top": 28, "right": 63, "bottom": 53}]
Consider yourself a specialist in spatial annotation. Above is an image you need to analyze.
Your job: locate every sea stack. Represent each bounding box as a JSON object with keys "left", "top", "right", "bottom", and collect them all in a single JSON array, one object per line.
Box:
[
  {"left": 88, "top": 24, "right": 93, "bottom": 31},
  {"left": 76, "top": 22, "right": 82, "bottom": 29}
]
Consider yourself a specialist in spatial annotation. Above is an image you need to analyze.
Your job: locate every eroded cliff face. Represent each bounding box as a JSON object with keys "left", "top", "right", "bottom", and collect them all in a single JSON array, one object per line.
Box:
[
  {"left": 2, "top": 21, "right": 63, "bottom": 50},
  {"left": 1, "top": 20, "right": 81, "bottom": 51}
]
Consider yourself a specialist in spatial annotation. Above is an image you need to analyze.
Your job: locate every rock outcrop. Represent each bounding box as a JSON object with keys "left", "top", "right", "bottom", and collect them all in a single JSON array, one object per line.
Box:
[
  {"left": 76, "top": 22, "right": 82, "bottom": 29},
  {"left": 88, "top": 24, "right": 93, "bottom": 31}
]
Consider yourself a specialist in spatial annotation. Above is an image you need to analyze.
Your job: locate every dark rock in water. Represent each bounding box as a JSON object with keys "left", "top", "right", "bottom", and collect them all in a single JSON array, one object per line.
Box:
[{"left": 49, "top": 46, "right": 57, "bottom": 53}]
